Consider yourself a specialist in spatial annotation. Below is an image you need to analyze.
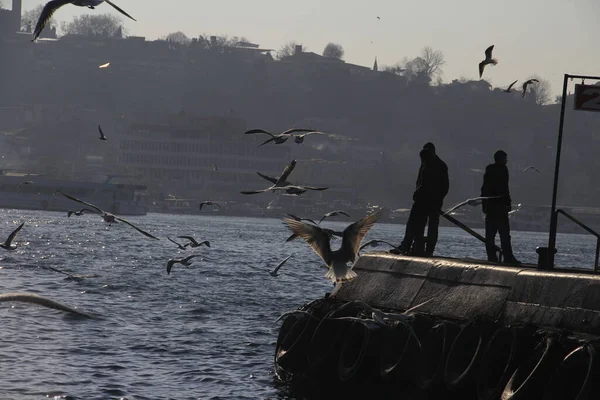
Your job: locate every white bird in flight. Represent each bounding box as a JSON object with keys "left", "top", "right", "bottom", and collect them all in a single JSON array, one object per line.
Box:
[
  {"left": 57, "top": 190, "right": 159, "bottom": 240},
  {"left": 523, "top": 166, "right": 540, "bottom": 173},
  {"left": 32, "top": 0, "right": 137, "bottom": 42},
  {"left": 479, "top": 45, "right": 498, "bottom": 78},
  {"left": 443, "top": 196, "right": 502, "bottom": 216},
  {"left": 268, "top": 254, "right": 293, "bottom": 277},
  {"left": 98, "top": 125, "right": 107, "bottom": 141},
  {"left": 282, "top": 209, "right": 382, "bottom": 283},
  {"left": 0, "top": 222, "right": 24, "bottom": 250}
]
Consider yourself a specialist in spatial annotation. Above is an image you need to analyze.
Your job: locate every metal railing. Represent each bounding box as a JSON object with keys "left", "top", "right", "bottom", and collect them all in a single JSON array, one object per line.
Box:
[
  {"left": 439, "top": 210, "right": 503, "bottom": 262},
  {"left": 555, "top": 209, "right": 600, "bottom": 272}
]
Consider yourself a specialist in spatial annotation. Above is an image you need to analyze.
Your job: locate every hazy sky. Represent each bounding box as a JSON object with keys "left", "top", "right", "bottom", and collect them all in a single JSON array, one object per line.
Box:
[{"left": 17, "top": 0, "right": 600, "bottom": 96}]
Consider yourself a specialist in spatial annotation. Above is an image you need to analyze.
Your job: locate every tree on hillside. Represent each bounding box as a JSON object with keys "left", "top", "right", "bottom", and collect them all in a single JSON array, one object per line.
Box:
[
  {"left": 322, "top": 42, "right": 344, "bottom": 59},
  {"left": 21, "top": 5, "right": 56, "bottom": 33},
  {"left": 62, "top": 14, "right": 124, "bottom": 37},
  {"left": 277, "top": 41, "right": 303, "bottom": 59},
  {"left": 402, "top": 47, "right": 445, "bottom": 84},
  {"left": 195, "top": 34, "right": 250, "bottom": 49},
  {"left": 165, "top": 31, "right": 191, "bottom": 44}
]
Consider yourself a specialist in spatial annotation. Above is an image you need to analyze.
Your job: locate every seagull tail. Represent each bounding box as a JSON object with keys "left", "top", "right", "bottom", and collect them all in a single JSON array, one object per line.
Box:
[
  {"left": 325, "top": 265, "right": 357, "bottom": 283},
  {"left": 490, "top": 58, "right": 498, "bottom": 65}
]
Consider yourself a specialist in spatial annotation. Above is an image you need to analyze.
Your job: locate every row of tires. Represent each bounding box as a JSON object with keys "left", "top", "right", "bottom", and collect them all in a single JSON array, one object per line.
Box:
[{"left": 275, "top": 300, "right": 599, "bottom": 400}]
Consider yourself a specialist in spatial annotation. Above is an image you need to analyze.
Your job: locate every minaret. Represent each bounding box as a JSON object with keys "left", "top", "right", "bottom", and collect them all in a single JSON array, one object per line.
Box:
[
  {"left": 12, "top": 0, "right": 21, "bottom": 32},
  {"left": 373, "top": 57, "right": 378, "bottom": 72}
]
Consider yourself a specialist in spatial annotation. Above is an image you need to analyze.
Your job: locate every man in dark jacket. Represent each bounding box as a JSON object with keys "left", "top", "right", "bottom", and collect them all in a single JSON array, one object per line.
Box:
[
  {"left": 481, "top": 150, "right": 521, "bottom": 264},
  {"left": 393, "top": 143, "right": 449, "bottom": 256}
]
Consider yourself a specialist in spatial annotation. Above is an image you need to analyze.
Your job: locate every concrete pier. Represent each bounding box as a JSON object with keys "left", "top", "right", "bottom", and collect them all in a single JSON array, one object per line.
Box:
[{"left": 332, "top": 253, "right": 600, "bottom": 337}]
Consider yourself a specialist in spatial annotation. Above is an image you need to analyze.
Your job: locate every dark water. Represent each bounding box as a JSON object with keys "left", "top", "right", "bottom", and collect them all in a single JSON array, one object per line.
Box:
[{"left": 0, "top": 209, "right": 596, "bottom": 400}]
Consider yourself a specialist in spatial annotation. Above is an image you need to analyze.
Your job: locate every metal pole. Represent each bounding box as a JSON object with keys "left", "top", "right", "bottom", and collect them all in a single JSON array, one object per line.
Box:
[
  {"left": 546, "top": 74, "right": 570, "bottom": 269},
  {"left": 595, "top": 237, "right": 600, "bottom": 273}
]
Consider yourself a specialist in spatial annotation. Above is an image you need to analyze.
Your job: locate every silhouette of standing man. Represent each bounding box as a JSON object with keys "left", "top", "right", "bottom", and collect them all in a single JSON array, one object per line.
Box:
[
  {"left": 481, "top": 150, "right": 521, "bottom": 264},
  {"left": 392, "top": 143, "right": 449, "bottom": 256}
]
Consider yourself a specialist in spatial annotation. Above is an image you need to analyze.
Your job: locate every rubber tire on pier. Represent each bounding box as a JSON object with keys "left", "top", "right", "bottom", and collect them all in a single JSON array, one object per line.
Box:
[
  {"left": 444, "top": 319, "right": 495, "bottom": 390},
  {"left": 476, "top": 326, "right": 535, "bottom": 400},
  {"left": 542, "top": 344, "right": 596, "bottom": 400},
  {"left": 306, "top": 317, "right": 351, "bottom": 379},
  {"left": 337, "top": 320, "right": 383, "bottom": 382},
  {"left": 379, "top": 320, "right": 421, "bottom": 382},
  {"left": 414, "top": 320, "right": 461, "bottom": 391},
  {"left": 501, "top": 336, "right": 564, "bottom": 400},
  {"left": 275, "top": 312, "right": 320, "bottom": 376}
]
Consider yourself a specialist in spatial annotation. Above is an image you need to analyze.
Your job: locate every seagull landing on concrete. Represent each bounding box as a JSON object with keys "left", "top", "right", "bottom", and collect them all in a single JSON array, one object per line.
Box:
[
  {"left": 32, "top": 0, "right": 137, "bottom": 42},
  {"left": 503, "top": 80, "right": 518, "bottom": 93},
  {"left": 57, "top": 190, "right": 159, "bottom": 240},
  {"left": 522, "top": 79, "right": 539, "bottom": 98},
  {"left": 268, "top": 254, "right": 292, "bottom": 277},
  {"left": 479, "top": 45, "right": 498, "bottom": 79},
  {"left": 443, "top": 196, "right": 502, "bottom": 216},
  {"left": 0, "top": 222, "right": 24, "bottom": 251},
  {"left": 177, "top": 236, "right": 210, "bottom": 249},
  {"left": 67, "top": 208, "right": 94, "bottom": 217},
  {"left": 199, "top": 201, "right": 220, "bottom": 211},
  {"left": 167, "top": 255, "right": 197, "bottom": 275},
  {"left": 98, "top": 125, "right": 107, "bottom": 141},
  {"left": 282, "top": 209, "right": 383, "bottom": 283}
]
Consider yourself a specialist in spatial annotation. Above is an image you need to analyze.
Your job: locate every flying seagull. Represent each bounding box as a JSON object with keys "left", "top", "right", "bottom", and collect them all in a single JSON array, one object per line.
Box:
[
  {"left": 289, "top": 131, "right": 325, "bottom": 144},
  {"left": 199, "top": 201, "right": 220, "bottom": 211},
  {"left": 241, "top": 185, "right": 328, "bottom": 195},
  {"left": 57, "top": 190, "right": 159, "bottom": 240},
  {"left": 286, "top": 214, "right": 318, "bottom": 226},
  {"left": 522, "top": 79, "right": 539, "bottom": 98},
  {"left": 359, "top": 239, "right": 400, "bottom": 251},
  {"left": 177, "top": 236, "right": 210, "bottom": 248},
  {"left": 479, "top": 45, "right": 498, "bottom": 79},
  {"left": 443, "top": 196, "right": 502, "bottom": 216},
  {"left": 243, "top": 159, "right": 327, "bottom": 195},
  {"left": 503, "top": 80, "right": 519, "bottom": 93},
  {"left": 167, "top": 255, "right": 197, "bottom": 275},
  {"left": 99, "top": 62, "right": 110, "bottom": 69},
  {"left": 285, "top": 214, "right": 343, "bottom": 242},
  {"left": 523, "top": 166, "right": 540, "bottom": 173},
  {"left": 319, "top": 210, "right": 351, "bottom": 224},
  {"left": 509, "top": 203, "right": 522, "bottom": 218},
  {"left": 67, "top": 208, "right": 94, "bottom": 217},
  {"left": 167, "top": 236, "right": 187, "bottom": 250},
  {"left": 244, "top": 128, "right": 317, "bottom": 146},
  {"left": 268, "top": 254, "right": 293, "bottom": 277},
  {"left": 282, "top": 209, "right": 383, "bottom": 283},
  {"left": 18, "top": 181, "right": 34, "bottom": 187},
  {"left": 0, "top": 222, "right": 24, "bottom": 251},
  {"left": 98, "top": 125, "right": 107, "bottom": 141},
  {"left": 32, "top": 0, "right": 137, "bottom": 42}
]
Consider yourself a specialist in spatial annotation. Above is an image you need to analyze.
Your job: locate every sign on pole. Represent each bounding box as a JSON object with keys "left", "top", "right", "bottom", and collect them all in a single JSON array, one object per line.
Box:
[{"left": 574, "top": 84, "right": 600, "bottom": 112}]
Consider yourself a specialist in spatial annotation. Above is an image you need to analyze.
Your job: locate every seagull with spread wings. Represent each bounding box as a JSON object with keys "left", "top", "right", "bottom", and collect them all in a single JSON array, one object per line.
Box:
[
  {"left": 443, "top": 196, "right": 502, "bottom": 216},
  {"left": 479, "top": 45, "right": 498, "bottom": 78},
  {"left": 359, "top": 239, "right": 400, "bottom": 251},
  {"left": 523, "top": 166, "right": 540, "bottom": 173},
  {"left": 32, "top": 0, "right": 136, "bottom": 42},
  {"left": 167, "top": 255, "right": 197, "bottom": 275},
  {"left": 177, "top": 236, "right": 210, "bottom": 249},
  {"left": 167, "top": 236, "right": 187, "bottom": 250},
  {"left": 268, "top": 254, "right": 293, "bottom": 277},
  {"left": 67, "top": 208, "right": 95, "bottom": 217},
  {"left": 18, "top": 181, "right": 34, "bottom": 187},
  {"left": 242, "top": 160, "right": 327, "bottom": 195},
  {"left": 98, "top": 125, "right": 107, "bottom": 141},
  {"left": 57, "top": 190, "right": 159, "bottom": 240},
  {"left": 319, "top": 210, "right": 351, "bottom": 224},
  {"left": 282, "top": 209, "right": 382, "bottom": 283},
  {"left": 0, "top": 222, "right": 24, "bottom": 251},
  {"left": 244, "top": 128, "right": 317, "bottom": 146},
  {"left": 285, "top": 214, "right": 342, "bottom": 242},
  {"left": 522, "top": 79, "right": 539, "bottom": 98}
]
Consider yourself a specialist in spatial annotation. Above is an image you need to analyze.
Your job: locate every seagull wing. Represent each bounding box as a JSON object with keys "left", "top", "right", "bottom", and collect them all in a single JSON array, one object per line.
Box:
[
  {"left": 32, "top": 0, "right": 71, "bottom": 41},
  {"left": 245, "top": 129, "right": 273, "bottom": 136},
  {"left": 80, "top": 208, "right": 95, "bottom": 214},
  {"left": 478, "top": 62, "right": 485, "bottom": 79},
  {"left": 4, "top": 222, "right": 24, "bottom": 247},
  {"left": 114, "top": 216, "right": 159, "bottom": 240},
  {"left": 259, "top": 137, "right": 277, "bottom": 147},
  {"left": 295, "top": 185, "right": 328, "bottom": 191},
  {"left": 276, "top": 160, "right": 297, "bottom": 186},
  {"left": 98, "top": 125, "right": 106, "bottom": 139},
  {"left": 271, "top": 254, "right": 292, "bottom": 275},
  {"left": 282, "top": 218, "right": 332, "bottom": 265},
  {"left": 443, "top": 200, "right": 469, "bottom": 215},
  {"left": 341, "top": 209, "right": 383, "bottom": 262},
  {"left": 166, "top": 259, "right": 177, "bottom": 275},
  {"left": 240, "top": 188, "right": 271, "bottom": 195},
  {"left": 360, "top": 239, "right": 396, "bottom": 250},
  {"left": 181, "top": 254, "right": 197, "bottom": 263},
  {"left": 281, "top": 128, "right": 316, "bottom": 135},
  {"left": 256, "top": 172, "right": 279, "bottom": 184},
  {"left": 507, "top": 80, "right": 518, "bottom": 91},
  {"left": 177, "top": 236, "right": 199, "bottom": 245},
  {"left": 56, "top": 190, "right": 105, "bottom": 215},
  {"left": 484, "top": 45, "right": 494, "bottom": 61},
  {"left": 167, "top": 236, "right": 185, "bottom": 249},
  {"left": 104, "top": 0, "right": 137, "bottom": 21}
]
